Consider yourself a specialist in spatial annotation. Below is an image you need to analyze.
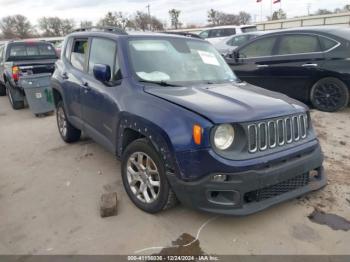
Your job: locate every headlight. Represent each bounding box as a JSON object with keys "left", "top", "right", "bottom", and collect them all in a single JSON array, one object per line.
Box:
[{"left": 214, "top": 124, "right": 235, "bottom": 150}]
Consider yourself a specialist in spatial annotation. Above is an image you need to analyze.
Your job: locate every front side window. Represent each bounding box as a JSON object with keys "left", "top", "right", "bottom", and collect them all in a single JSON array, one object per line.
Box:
[
  {"left": 239, "top": 36, "right": 277, "bottom": 58},
  {"left": 88, "top": 38, "right": 118, "bottom": 81},
  {"left": 227, "top": 35, "right": 250, "bottom": 46},
  {"left": 277, "top": 34, "right": 321, "bottom": 55},
  {"left": 64, "top": 37, "right": 73, "bottom": 61},
  {"left": 71, "top": 39, "right": 88, "bottom": 71},
  {"left": 128, "top": 38, "right": 236, "bottom": 85}
]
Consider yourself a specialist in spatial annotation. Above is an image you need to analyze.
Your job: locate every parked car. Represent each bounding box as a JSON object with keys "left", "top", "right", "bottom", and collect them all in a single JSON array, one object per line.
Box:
[
  {"left": 199, "top": 25, "right": 257, "bottom": 45},
  {"left": 52, "top": 27, "right": 326, "bottom": 215},
  {"left": 226, "top": 27, "right": 350, "bottom": 112},
  {"left": 0, "top": 40, "right": 58, "bottom": 109},
  {"left": 162, "top": 31, "right": 202, "bottom": 39},
  {"left": 214, "top": 32, "right": 267, "bottom": 56}
]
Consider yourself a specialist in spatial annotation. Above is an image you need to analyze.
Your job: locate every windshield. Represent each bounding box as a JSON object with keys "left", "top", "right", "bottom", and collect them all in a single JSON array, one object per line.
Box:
[
  {"left": 7, "top": 42, "right": 57, "bottom": 61},
  {"left": 128, "top": 38, "right": 237, "bottom": 85}
]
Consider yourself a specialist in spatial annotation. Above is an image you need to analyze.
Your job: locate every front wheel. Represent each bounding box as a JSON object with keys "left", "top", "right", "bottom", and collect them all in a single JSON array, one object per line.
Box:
[
  {"left": 121, "top": 138, "right": 177, "bottom": 213},
  {"left": 56, "top": 100, "right": 81, "bottom": 143},
  {"left": 310, "top": 77, "right": 349, "bottom": 112}
]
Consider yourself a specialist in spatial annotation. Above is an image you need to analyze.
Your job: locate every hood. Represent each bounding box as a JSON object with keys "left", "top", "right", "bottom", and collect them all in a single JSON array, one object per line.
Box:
[{"left": 144, "top": 82, "right": 307, "bottom": 124}]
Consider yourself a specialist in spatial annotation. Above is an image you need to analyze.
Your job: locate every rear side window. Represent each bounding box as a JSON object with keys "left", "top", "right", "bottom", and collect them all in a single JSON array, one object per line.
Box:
[
  {"left": 277, "top": 34, "right": 321, "bottom": 55},
  {"left": 199, "top": 30, "right": 209, "bottom": 39},
  {"left": 241, "top": 26, "right": 257, "bottom": 33},
  {"left": 88, "top": 38, "right": 118, "bottom": 81},
  {"left": 319, "top": 36, "right": 338, "bottom": 51},
  {"left": 71, "top": 39, "right": 88, "bottom": 71},
  {"left": 239, "top": 36, "right": 277, "bottom": 58},
  {"left": 0, "top": 45, "right": 3, "bottom": 61},
  {"left": 209, "top": 28, "right": 236, "bottom": 38},
  {"left": 7, "top": 43, "right": 56, "bottom": 61}
]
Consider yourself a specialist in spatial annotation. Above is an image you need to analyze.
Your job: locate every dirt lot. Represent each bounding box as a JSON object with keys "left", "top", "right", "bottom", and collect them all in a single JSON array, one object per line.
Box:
[{"left": 0, "top": 96, "right": 349, "bottom": 255}]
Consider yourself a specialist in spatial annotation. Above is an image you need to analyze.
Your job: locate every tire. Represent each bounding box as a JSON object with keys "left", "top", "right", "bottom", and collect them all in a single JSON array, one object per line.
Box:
[
  {"left": 0, "top": 82, "right": 6, "bottom": 96},
  {"left": 6, "top": 82, "right": 24, "bottom": 110},
  {"left": 56, "top": 100, "right": 81, "bottom": 143},
  {"left": 121, "top": 138, "right": 177, "bottom": 213},
  {"left": 310, "top": 77, "right": 349, "bottom": 112}
]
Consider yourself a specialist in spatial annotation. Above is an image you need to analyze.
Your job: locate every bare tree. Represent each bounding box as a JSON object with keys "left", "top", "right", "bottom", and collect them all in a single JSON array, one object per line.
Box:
[
  {"left": 38, "top": 17, "right": 75, "bottom": 36},
  {"left": 97, "top": 11, "right": 130, "bottom": 30},
  {"left": 238, "top": 11, "right": 251, "bottom": 24},
  {"left": 207, "top": 9, "right": 220, "bottom": 26},
  {"left": 132, "top": 11, "right": 150, "bottom": 31},
  {"left": 267, "top": 9, "right": 287, "bottom": 21},
  {"left": 0, "top": 15, "right": 33, "bottom": 39},
  {"left": 80, "top": 20, "right": 93, "bottom": 28},
  {"left": 169, "top": 9, "right": 182, "bottom": 29}
]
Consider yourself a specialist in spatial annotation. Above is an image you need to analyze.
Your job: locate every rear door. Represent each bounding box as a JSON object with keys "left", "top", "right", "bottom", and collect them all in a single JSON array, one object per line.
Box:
[
  {"left": 227, "top": 35, "right": 279, "bottom": 88},
  {"left": 64, "top": 38, "right": 89, "bottom": 123},
  {"left": 81, "top": 37, "right": 121, "bottom": 152},
  {"left": 0, "top": 45, "right": 4, "bottom": 83},
  {"left": 266, "top": 33, "right": 325, "bottom": 102}
]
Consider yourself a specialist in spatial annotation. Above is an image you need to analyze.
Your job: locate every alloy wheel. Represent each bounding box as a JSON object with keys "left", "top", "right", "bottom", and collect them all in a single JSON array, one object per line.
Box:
[
  {"left": 313, "top": 82, "right": 342, "bottom": 110},
  {"left": 126, "top": 152, "right": 161, "bottom": 204},
  {"left": 57, "top": 106, "right": 67, "bottom": 137}
]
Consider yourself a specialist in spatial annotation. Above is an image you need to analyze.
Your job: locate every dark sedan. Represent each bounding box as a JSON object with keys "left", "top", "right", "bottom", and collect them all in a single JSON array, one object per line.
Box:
[{"left": 226, "top": 27, "right": 350, "bottom": 112}]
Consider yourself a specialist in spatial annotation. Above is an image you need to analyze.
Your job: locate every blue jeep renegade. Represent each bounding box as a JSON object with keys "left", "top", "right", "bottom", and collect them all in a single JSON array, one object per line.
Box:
[{"left": 51, "top": 27, "right": 326, "bottom": 215}]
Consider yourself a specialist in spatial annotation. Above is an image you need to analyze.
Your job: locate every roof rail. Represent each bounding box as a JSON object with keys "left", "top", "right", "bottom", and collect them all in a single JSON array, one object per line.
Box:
[{"left": 73, "top": 26, "right": 128, "bottom": 35}]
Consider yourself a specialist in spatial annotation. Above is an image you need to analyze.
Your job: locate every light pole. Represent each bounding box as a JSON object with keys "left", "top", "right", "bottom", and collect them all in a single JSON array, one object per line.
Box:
[{"left": 146, "top": 4, "right": 151, "bottom": 31}]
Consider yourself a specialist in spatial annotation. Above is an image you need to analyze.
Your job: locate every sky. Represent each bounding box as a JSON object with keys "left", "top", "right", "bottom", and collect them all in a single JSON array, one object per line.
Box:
[{"left": 0, "top": 0, "right": 349, "bottom": 27}]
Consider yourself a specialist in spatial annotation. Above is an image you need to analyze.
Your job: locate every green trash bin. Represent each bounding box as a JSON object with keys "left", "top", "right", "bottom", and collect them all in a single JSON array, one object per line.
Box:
[{"left": 19, "top": 73, "right": 55, "bottom": 116}]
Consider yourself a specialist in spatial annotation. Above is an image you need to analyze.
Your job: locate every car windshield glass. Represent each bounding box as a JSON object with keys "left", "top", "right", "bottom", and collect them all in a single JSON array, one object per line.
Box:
[
  {"left": 8, "top": 42, "right": 57, "bottom": 61},
  {"left": 128, "top": 38, "right": 237, "bottom": 85}
]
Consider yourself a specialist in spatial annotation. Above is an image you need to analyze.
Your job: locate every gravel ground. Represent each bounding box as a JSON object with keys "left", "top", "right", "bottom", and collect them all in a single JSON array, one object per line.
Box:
[{"left": 0, "top": 96, "right": 349, "bottom": 255}]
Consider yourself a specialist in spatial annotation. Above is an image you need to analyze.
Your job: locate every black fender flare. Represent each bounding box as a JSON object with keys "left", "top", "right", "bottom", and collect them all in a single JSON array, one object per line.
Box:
[{"left": 116, "top": 112, "right": 180, "bottom": 177}]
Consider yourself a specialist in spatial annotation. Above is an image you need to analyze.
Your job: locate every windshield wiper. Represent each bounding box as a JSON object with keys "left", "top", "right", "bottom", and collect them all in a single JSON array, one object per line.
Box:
[{"left": 138, "top": 79, "right": 181, "bottom": 87}]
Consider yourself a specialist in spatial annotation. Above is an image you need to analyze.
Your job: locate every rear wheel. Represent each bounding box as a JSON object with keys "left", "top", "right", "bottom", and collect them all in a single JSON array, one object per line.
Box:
[
  {"left": 121, "top": 138, "right": 177, "bottom": 213},
  {"left": 56, "top": 100, "right": 81, "bottom": 143},
  {"left": 6, "top": 82, "right": 24, "bottom": 110},
  {"left": 310, "top": 77, "right": 349, "bottom": 112}
]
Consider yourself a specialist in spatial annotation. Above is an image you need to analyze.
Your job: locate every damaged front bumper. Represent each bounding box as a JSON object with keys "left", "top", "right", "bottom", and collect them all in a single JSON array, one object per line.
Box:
[{"left": 168, "top": 143, "right": 326, "bottom": 215}]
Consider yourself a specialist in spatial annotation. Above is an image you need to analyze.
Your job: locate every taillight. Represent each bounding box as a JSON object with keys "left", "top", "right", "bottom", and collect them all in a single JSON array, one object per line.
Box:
[{"left": 12, "top": 66, "right": 19, "bottom": 81}]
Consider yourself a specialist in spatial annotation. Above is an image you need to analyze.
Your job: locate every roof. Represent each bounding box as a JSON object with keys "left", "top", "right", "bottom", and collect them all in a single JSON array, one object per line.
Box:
[
  {"left": 258, "top": 26, "right": 350, "bottom": 40},
  {"left": 202, "top": 25, "right": 257, "bottom": 30}
]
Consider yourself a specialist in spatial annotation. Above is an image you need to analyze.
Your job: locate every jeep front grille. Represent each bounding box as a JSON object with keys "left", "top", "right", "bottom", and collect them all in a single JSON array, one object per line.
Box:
[{"left": 247, "top": 114, "right": 308, "bottom": 153}]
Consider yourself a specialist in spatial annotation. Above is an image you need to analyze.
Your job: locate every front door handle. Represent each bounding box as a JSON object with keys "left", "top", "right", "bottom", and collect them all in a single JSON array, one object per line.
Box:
[
  {"left": 256, "top": 64, "right": 269, "bottom": 68},
  {"left": 82, "top": 82, "right": 91, "bottom": 93},
  {"left": 302, "top": 63, "right": 318, "bottom": 67}
]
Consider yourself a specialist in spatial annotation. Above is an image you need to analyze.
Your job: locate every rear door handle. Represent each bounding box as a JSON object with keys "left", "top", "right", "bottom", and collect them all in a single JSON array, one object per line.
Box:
[
  {"left": 256, "top": 64, "right": 269, "bottom": 68},
  {"left": 302, "top": 63, "right": 318, "bottom": 67}
]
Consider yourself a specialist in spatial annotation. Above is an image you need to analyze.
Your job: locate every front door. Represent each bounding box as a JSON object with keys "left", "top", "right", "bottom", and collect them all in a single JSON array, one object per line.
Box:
[
  {"left": 81, "top": 37, "right": 121, "bottom": 152},
  {"left": 228, "top": 35, "right": 279, "bottom": 89}
]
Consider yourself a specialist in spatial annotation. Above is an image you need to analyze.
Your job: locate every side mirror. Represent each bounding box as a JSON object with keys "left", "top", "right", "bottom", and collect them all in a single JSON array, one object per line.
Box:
[{"left": 93, "top": 64, "right": 111, "bottom": 83}]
